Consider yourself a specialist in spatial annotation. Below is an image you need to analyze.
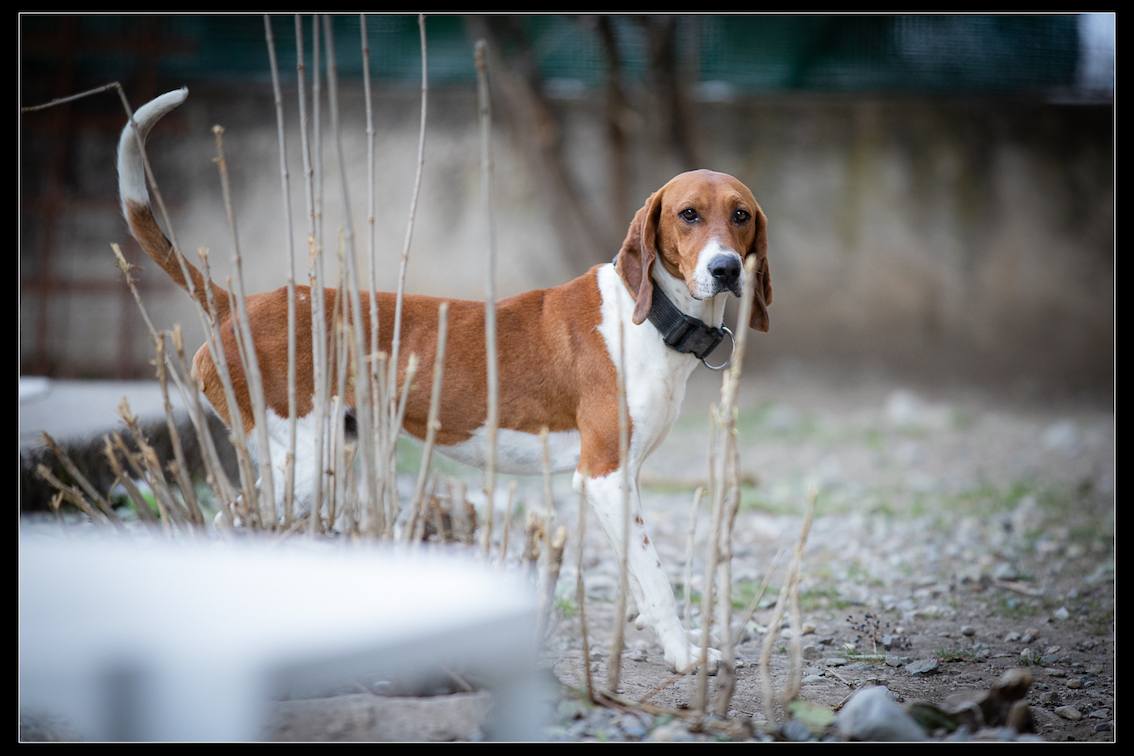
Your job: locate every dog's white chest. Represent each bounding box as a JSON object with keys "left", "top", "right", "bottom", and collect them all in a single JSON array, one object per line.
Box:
[{"left": 595, "top": 264, "right": 699, "bottom": 461}]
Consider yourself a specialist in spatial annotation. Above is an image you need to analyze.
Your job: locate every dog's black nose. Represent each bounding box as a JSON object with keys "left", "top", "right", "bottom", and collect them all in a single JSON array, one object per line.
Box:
[{"left": 709, "top": 255, "right": 741, "bottom": 285}]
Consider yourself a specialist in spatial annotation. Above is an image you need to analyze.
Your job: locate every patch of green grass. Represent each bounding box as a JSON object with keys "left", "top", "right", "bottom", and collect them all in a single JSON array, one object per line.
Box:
[
  {"left": 556, "top": 595, "right": 578, "bottom": 619},
  {"left": 800, "top": 586, "right": 853, "bottom": 611},
  {"left": 673, "top": 583, "right": 700, "bottom": 604},
  {"left": 992, "top": 594, "right": 1039, "bottom": 619},
  {"left": 732, "top": 401, "right": 820, "bottom": 443},
  {"left": 935, "top": 647, "right": 977, "bottom": 663},
  {"left": 730, "top": 579, "right": 779, "bottom": 611}
]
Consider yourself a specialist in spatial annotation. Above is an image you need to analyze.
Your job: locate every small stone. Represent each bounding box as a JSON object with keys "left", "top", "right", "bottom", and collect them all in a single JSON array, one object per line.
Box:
[
  {"left": 1021, "top": 628, "right": 1040, "bottom": 643},
  {"left": 961, "top": 626, "right": 976, "bottom": 637},
  {"left": 992, "top": 669, "right": 1032, "bottom": 702},
  {"left": 1005, "top": 701, "right": 1034, "bottom": 733},
  {"left": 1089, "top": 709, "right": 1110, "bottom": 719},
  {"left": 835, "top": 686, "right": 927, "bottom": 741},
  {"left": 782, "top": 718, "right": 813, "bottom": 742},
  {"left": 1052, "top": 607, "right": 1070, "bottom": 621},
  {"left": 906, "top": 658, "right": 939, "bottom": 676},
  {"left": 1054, "top": 706, "right": 1082, "bottom": 721},
  {"left": 1039, "top": 691, "right": 1059, "bottom": 705},
  {"left": 1044, "top": 668, "right": 1066, "bottom": 678},
  {"left": 1003, "top": 631, "right": 1021, "bottom": 642},
  {"left": 1066, "top": 678, "right": 1083, "bottom": 690}
]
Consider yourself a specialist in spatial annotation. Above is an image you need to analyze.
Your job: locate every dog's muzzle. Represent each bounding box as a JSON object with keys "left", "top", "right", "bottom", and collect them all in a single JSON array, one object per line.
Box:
[{"left": 708, "top": 254, "right": 743, "bottom": 297}]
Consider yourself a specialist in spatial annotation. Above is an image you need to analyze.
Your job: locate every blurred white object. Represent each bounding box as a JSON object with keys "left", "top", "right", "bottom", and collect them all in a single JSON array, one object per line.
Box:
[{"left": 19, "top": 529, "right": 540, "bottom": 741}]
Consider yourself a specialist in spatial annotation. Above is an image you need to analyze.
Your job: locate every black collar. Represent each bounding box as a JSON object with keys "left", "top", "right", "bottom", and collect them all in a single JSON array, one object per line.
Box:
[
  {"left": 613, "top": 256, "right": 733, "bottom": 369},
  {"left": 646, "top": 278, "right": 731, "bottom": 364}
]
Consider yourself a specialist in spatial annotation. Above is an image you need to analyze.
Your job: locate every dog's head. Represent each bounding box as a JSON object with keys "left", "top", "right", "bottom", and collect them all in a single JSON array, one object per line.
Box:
[{"left": 617, "top": 169, "right": 772, "bottom": 331}]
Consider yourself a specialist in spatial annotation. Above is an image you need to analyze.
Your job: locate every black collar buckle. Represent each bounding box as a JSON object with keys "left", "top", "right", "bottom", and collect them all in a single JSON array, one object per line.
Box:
[{"left": 646, "top": 279, "right": 734, "bottom": 370}]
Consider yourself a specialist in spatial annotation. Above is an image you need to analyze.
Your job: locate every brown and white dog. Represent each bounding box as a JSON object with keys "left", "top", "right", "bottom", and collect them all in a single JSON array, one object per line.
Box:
[{"left": 117, "top": 88, "right": 772, "bottom": 672}]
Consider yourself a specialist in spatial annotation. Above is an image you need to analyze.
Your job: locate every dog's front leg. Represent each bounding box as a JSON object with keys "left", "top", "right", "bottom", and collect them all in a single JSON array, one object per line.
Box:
[{"left": 574, "top": 470, "right": 720, "bottom": 674}]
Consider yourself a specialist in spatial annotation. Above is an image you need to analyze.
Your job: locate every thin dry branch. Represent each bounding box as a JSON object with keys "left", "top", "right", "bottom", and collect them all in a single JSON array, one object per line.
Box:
[
  {"left": 40, "top": 433, "right": 124, "bottom": 530},
  {"left": 607, "top": 318, "right": 630, "bottom": 694},
  {"left": 36, "top": 464, "right": 105, "bottom": 528},
  {"left": 110, "top": 243, "right": 204, "bottom": 524},
  {"left": 406, "top": 302, "right": 451, "bottom": 542},
  {"left": 575, "top": 478, "right": 595, "bottom": 703},
  {"left": 475, "top": 39, "right": 501, "bottom": 560},
  {"left": 263, "top": 14, "right": 300, "bottom": 528},
  {"left": 759, "top": 485, "right": 819, "bottom": 725},
  {"left": 320, "top": 16, "right": 379, "bottom": 537}
]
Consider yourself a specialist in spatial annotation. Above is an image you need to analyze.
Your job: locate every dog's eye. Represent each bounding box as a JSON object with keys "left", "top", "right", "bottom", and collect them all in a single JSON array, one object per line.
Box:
[
  {"left": 681, "top": 208, "right": 699, "bottom": 222},
  {"left": 733, "top": 209, "right": 751, "bottom": 224}
]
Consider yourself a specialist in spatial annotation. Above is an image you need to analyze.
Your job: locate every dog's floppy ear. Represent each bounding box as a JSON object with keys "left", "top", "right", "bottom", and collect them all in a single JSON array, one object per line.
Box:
[
  {"left": 746, "top": 206, "right": 773, "bottom": 333},
  {"left": 617, "top": 190, "right": 664, "bottom": 325}
]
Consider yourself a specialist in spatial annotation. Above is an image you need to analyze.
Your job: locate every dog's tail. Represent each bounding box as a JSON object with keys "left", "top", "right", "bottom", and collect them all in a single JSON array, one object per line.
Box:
[{"left": 118, "top": 88, "right": 230, "bottom": 320}]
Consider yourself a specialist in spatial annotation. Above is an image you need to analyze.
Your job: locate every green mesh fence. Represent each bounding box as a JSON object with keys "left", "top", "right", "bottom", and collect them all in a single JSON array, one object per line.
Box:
[{"left": 21, "top": 14, "right": 1094, "bottom": 97}]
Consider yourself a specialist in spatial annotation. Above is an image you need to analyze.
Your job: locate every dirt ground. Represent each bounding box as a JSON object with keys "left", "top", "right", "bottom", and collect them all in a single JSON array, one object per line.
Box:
[
  {"left": 20, "top": 363, "right": 1113, "bottom": 742},
  {"left": 537, "top": 364, "right": 1114, "bottom": 742}
]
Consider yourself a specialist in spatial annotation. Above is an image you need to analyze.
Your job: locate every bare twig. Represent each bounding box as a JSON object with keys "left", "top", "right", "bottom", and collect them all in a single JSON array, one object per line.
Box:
[
  {"left": 264, "top": 14, "right": 299, "bottom": 528},
  {"left": 707, "top": 255, "right": 761, "bottom": 716},
  {"left": 382, "top": 15, "right": 431, "bottom": 533},
  {"left": 116, "top": 401, "right": 192, "bottom": 532},
  {"left": 296, "top": 14, "right": 331, "bottom": 537},
  {"left": 35, "top": 463, "right": 106, "bottom": 529},
  {"left": 406, "top": 302, "right": 450, "bottom": 541},
  {"left": 682, "top": 486, "right": 703, "bottom": 650},
  {"left": 21, "top": 81, "right": 123, "bottom": 112},
  {"left": 110, "top": 244, "right": 204, "bottom": 524},
  {"left": 780, "top": 485, "right": 818, "bottom": 705},
  {"left": 40, "top": 433, "right": 124, "bottom": 530},
  {"left": 498, "top": 479, "right": 518, "bottom": 566},
  {"left": 732, "top": 546, "right": 786, "bottom": 648},
  {"left": 321, "top": 15, "right": 380, "bottom": 538},
  {"left": 102, "top": 436, "right": 160, "bottom": 530},
  {"left": 607, "top": 318, "right": 630, "bottom": 693},
  {"left": 575, "top": 478, "right": 595, "bottom": 703},
  {"left": 759, "top": 485, "right": 819, "bottom": 724},
  {"left": 212, "top": 125, "right": 277, "bottom": 526},
  {"left": 474, "top": 38, "right": 500, "bottom": 561}
]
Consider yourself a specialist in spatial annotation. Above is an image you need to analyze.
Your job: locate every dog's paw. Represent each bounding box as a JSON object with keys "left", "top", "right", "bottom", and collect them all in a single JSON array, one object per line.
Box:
[{"left": 664, "top": 642, "right": 721, "bottom": 675}]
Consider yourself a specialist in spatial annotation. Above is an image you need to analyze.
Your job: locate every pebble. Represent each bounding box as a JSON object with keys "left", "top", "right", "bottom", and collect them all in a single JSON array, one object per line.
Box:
[
  {"left": 782, "top": 718, "right": 814, "bottom": 741},
  {"left": 1054, "top": 706, "right": 1082, "bottom": 721},
  {"left": 835, "top": 686, "right": 927, "bottom": 742},
  {"left": 906, "top": 658, "right": 939, "bottom": 676}
]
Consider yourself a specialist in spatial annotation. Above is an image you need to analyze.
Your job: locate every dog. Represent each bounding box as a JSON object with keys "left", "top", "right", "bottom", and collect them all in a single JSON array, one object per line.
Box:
[{"left": 117, "top": 88, "right": 772, "bottom": 672}]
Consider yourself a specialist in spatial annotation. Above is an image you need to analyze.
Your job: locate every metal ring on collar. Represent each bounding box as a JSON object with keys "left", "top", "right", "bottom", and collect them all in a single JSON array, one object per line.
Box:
[{"left": 701, "top": 326, "right": 734, "bottom": 371}]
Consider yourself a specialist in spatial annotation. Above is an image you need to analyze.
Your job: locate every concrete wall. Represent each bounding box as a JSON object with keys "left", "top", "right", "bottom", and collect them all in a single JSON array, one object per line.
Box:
[{"left": 25, "top": 82, "right": 1112, "bottom": 398}]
